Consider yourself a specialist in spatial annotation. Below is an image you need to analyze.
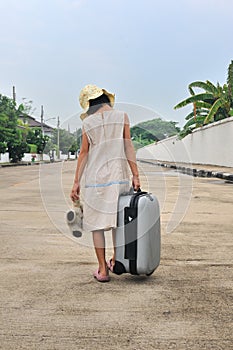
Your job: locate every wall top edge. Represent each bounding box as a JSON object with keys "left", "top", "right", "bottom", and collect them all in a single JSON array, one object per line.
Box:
[
  {"left": 192, "top": 116, "right": 233, "bottom": 134},
  {"left": 137, "top": 116, "right": 233, "bottom": 149}
]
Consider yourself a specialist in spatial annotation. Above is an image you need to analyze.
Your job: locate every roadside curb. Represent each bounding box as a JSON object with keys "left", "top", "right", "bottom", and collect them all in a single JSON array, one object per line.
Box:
[
  {"left": 0, "top": 160, "right": 64, "bottom": 168},
  {"left": 138, "top": 159, "right": 233, "bottom": 182},
  {"left": 0, "top": 162, "right": 39, "bottom": 168}
]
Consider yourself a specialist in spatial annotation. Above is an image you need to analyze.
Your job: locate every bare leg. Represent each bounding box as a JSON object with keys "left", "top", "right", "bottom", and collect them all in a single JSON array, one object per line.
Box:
[{"left": 92, "top": 230, "right": 108, "bottom": 276}]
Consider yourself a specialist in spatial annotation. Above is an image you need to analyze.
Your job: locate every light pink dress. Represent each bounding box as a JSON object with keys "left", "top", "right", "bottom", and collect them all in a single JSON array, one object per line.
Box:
[{"left": 82, "top": 109, "right": 130, "bottom": 232}]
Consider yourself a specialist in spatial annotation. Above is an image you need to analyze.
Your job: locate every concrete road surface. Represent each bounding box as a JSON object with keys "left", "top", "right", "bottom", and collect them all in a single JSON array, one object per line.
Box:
[{"left": 0, "top": 161, "right": 232, "bottom": 350}]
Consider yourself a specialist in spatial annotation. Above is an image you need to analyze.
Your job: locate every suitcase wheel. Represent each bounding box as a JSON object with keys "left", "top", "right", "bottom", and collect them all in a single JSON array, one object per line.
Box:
[
  {"left": 146, "top": 269, "right": 155, "bottom": 277},
  {"left": 113, "top": 261, "right": 126, "bottom": 275}
]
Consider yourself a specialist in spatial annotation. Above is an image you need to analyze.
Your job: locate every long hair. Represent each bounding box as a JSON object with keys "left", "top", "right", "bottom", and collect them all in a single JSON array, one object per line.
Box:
[{"left": 87, "top": 94, "right": 111, "bottom": 115}]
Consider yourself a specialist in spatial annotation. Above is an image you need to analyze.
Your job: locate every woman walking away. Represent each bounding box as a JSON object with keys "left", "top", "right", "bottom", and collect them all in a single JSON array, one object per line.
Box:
[{"left": 70, "top": 84, "right": 140, "bottom": 282}]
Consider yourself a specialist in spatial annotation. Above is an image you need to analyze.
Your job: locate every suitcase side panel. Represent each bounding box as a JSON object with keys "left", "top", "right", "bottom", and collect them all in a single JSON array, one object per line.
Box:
[{"left": 136, "top": 195, "right": 161, "bottom": 274}]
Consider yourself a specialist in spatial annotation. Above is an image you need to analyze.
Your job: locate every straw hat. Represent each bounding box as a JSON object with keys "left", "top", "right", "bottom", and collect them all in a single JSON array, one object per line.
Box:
[{"left": 79, "top": 84, "right": 115, "bottom": 120}]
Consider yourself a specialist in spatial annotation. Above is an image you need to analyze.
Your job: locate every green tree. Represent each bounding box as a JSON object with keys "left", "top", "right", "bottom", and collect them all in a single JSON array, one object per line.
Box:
[
  {"left": 227, "top": 60, "right": 233, "bottom": 108},
  {"left": 0, "top": 113, "right": 8, "bottom": 154},
  {"left": 51, "top": 128, "right": 77, "bottom": 155},
  {"left": 43, "top": 139, "right": 56, "bottom": 155},
  {"left": 21, "top": 98, "right": 36, "bottom": 117},
  {"left": 73, "top": 128, "right": 82, "bottom": 150},
  {"left": 26, "top": 128, "right": 49, "bottom": 154},
  {"left": 0, "top": 94, "right": 28, "bottom": 162},
  {"left": 69, "top": 142, "right": 78, "bottom": 155},
  {"left": 0, "top": 95, "right": 17, "bottom": 154},
  {"left": 7, "top": 129, "right": 29, "bottom": 163},
  {"left": 130, "top": 118, "right": 180, "bottom": 149}
]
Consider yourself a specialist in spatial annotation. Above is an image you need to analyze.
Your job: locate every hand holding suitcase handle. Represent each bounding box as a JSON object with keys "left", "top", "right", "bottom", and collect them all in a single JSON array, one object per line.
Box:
[
  {"left": 132, "top": 175, "right": 140, "bottom": 192},
  {"left": 129, "top": 187, "right": 142, "bottom": 194}
]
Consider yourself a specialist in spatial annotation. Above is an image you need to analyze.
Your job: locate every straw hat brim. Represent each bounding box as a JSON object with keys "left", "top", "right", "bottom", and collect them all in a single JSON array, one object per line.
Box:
[{"left": 80, "top": 87, "right": 115, "bottom": 120}]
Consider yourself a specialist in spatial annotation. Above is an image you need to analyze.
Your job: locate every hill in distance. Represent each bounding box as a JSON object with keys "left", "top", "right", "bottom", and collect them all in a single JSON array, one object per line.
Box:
[{"left": 130, "top": 117, "right": 180, "bottom": 149}]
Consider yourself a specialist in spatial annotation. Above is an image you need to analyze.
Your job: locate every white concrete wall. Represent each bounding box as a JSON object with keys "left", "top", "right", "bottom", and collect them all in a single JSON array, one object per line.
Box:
[
  {"left": 68, "top": 153, "right": 76, "bottom": 160},
  {"left": 0, "top": 152, "right": 68, "bottom": 163},
  {"left": 0, "top": 153, "right": 9, "bottom": 163},
  {"left": 137, "top": 116, "right": 233, "bottom": 167},
  {"left": 22, "top": 152, "right": 68, "bottom": 162},
  {"left": 60, "top": 153, "right": 68, "bottom": 161},
  {"left": 22, "top": 153, "right": 43, "bottom": 162}
]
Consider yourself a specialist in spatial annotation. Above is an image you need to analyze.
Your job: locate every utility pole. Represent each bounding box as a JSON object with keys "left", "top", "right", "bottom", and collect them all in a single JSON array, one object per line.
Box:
[
  {"left": 13, "top": 86, "right": 16, "bottom": 102},
  {"left": 40, "top": 106, "right": 44, "bottom": 161},
  {"left": 57, "top": 116, "right": 60, "bottom": 159},
  {"left": 40, "top": 105, "right": 44, "bottom": 136}
]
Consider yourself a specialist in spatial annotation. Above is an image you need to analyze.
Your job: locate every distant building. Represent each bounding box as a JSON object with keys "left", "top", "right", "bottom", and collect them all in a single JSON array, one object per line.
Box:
[{"left": 18, "top": 114, "right": 54, "bottom": 137}]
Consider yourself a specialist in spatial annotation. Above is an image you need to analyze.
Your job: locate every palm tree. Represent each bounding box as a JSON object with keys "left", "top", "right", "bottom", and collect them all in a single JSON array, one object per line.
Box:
[
  {"left": 174, "top": 61, "right": 233, "bottom": 138},
  {"left": 174, "top": 80, "right": 231, "bottom": 126}
]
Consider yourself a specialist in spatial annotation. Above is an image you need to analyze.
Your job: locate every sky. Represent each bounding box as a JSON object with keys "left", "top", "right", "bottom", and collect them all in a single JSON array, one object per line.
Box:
[{"left": 0, "top": 0, "right": 233, "bottom": 131}]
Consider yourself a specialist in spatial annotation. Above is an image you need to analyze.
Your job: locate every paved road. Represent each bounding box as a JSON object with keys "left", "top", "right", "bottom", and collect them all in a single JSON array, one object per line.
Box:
[{"left": 0, "top": 161, "right": 232, "bottom": 350}]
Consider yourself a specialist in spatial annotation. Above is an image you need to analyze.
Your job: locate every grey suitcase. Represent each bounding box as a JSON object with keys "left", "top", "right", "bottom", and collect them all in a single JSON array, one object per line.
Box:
[{"left": 113, "top": 189, "right": 161, "bottom": 276}]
